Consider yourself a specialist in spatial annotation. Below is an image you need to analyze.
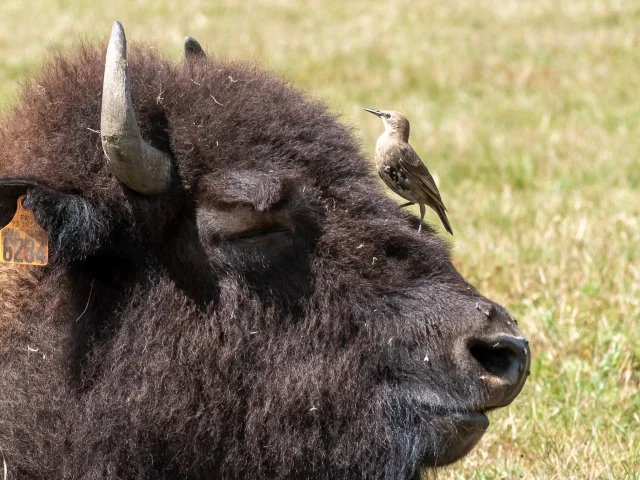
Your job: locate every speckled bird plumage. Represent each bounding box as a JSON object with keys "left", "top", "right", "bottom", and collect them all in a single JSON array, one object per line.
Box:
[{"left": 364, "top": 109, "right": 453, "bottom": 235}]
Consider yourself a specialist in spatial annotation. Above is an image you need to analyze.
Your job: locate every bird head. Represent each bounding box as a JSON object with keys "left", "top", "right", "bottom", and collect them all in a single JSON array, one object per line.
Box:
[{"left": 363, "top": 108, "right": 410, "bottom": 141}]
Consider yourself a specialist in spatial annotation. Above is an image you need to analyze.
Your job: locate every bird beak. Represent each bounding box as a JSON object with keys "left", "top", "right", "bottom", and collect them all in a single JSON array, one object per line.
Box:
[{"left": 363, "top": 108, "right": 383, "bottom": 118}]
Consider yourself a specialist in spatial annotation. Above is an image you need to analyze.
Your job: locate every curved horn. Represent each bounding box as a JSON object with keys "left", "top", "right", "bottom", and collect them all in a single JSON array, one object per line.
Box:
[
  {"left": 101, "top": 21, "right": 173, "bottom": 195},
  {"left": 184, "top": 36, "right": 206, "bottom": 59}
]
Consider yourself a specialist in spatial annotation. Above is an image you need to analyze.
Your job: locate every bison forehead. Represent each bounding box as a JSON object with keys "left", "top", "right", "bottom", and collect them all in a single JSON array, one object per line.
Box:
[
  {"left": 144, "top": 55, "right": 369, "bottom": 191},
  {"left": 0, "top": 43, "right": 370, "bottom": 198}
]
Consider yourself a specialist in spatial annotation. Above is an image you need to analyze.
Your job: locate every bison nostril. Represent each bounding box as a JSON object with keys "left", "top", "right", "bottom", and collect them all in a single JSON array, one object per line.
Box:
[{"left": 467, "top": 335, "right": 529, "bottom": 387}]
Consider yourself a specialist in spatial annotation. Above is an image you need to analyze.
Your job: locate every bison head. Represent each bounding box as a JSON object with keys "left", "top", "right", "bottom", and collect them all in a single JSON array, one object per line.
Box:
[{"left": 0, "top": 22, "right": 529, "bottom": 479}]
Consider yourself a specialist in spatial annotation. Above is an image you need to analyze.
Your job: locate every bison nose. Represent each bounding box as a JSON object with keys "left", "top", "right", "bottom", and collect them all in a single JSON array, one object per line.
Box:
[{"left": 467, "top": 335, "right": 530, "bottom": 408}]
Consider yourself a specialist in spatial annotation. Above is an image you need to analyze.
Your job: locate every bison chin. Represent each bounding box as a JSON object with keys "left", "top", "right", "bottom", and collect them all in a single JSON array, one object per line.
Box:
[
  {"left": 381, "top": 393, "right": 489, "bottom": 475},
  {"left": 403, "top": 407, "right": 489, "bottom": 470}
]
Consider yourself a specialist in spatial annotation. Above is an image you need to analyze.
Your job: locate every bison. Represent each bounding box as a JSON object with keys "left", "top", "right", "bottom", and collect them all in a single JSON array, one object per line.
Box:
[{"left": 0, "top": 22, "right": 530, "bottom": 480}]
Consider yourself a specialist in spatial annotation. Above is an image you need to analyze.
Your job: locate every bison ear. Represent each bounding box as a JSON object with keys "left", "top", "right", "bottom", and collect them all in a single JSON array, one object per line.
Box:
[
  {"left": 0, "top": 181, "right": 113, "bottom": 264},
  {"left": 25, "top": 187, "right": 116, "bottom": 264},
  {"left": 184, "top": 36, "right": 206, "bottom": 59}
]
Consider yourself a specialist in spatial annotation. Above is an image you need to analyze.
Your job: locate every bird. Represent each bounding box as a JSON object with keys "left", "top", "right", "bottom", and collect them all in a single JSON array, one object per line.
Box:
[{"left": 364, "top": 108, "right": 453, "bottom": 235}]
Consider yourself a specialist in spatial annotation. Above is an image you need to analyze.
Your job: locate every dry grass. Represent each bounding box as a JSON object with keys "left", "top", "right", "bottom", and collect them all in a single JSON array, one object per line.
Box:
[{"left": 1, "top": 0, "right": 639, "bottom": 478}]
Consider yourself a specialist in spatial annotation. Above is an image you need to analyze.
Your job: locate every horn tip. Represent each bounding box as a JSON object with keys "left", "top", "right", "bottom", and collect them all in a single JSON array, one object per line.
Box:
[
  {"left": 108, "top": 20, "right": 127, "bottom": 58},
  {"left": 184, "top": 36, "right": 206, "bottom": 58},
  {"left": 111, "top": 21, "right": 124, "bottom": 35}
]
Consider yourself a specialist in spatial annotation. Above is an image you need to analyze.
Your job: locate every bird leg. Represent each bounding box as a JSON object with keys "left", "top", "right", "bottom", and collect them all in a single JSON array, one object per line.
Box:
[
  {"left": 399, "top": 201, "right": 414, "bottom": 208},
  {"left": 418, "top": 203, "right": 426, "bottom": 233}
]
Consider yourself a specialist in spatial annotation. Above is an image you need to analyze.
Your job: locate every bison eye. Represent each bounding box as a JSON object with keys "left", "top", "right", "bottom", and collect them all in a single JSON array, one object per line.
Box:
[
  {"left": 227, "top": 225, "right": 293, "bottom": 247},
  {"left": 196, "top": 202, "right": 298, "bottom": 254}
]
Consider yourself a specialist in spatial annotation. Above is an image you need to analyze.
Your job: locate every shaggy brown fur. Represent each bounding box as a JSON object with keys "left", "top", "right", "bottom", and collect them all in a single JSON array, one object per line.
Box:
[{"left": 0, "top": 38, "right": 528, "bottom": 479}]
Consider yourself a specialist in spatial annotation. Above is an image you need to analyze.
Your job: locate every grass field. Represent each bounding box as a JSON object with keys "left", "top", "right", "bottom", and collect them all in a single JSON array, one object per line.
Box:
[{"left": 1, "top": 0, "right": 639, "bottom": 478}]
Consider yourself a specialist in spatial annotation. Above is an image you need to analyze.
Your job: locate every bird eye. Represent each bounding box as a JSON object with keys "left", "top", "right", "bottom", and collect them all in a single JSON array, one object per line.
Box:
[{"left": 385, "top": 113, "right": 391, "bottom": 119}]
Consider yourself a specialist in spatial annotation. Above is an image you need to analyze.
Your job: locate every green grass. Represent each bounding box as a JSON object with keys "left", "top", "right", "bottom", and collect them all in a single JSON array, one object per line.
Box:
[{"left": 1, "top": 0, "right": 639, "bottom": 477}]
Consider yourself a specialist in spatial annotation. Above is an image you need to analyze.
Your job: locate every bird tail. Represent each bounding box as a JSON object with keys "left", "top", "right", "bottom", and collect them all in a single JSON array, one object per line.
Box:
[{"left": 436, "top": 206, "right": 453, "bottom": 235}]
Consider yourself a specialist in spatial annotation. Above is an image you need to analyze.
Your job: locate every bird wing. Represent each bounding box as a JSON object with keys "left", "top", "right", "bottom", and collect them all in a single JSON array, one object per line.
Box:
[{"left": 394, "top": 142, "right": 448, "bottom": 212}]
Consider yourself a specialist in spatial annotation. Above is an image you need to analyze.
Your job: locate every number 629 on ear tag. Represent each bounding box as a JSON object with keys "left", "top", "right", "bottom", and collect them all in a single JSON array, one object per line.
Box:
[{"left": 0, "top": 195, "right": 48, "bottom": 266}]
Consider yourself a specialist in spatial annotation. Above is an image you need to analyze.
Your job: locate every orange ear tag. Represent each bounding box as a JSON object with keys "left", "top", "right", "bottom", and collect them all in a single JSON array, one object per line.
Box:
[{"left": 0, "top": 195, "right": 48, "bottom": 266}]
